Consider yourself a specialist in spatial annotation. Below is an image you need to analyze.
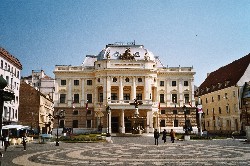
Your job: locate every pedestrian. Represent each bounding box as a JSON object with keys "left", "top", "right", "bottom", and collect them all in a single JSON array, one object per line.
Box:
[
  {"left": 170, "top": 129, "right": 176, "bottom": 143},
  {"left": 3, "top": 134, "right": 9, "bottom": 152},
  {"left": 22, "top": 133, "right": 27, "bottom": 151},
  {"left": 154, "top": 129, "right": 160, "bottom": 145},
  {"left": 162, "top": 129, "right": 167, "bottom": 143}
]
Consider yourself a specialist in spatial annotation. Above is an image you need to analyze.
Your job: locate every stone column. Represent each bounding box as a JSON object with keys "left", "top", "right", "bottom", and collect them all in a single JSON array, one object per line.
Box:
[
  {"left": 120, "top": 109, "right": 125, "bottom": 133},
  {"left": 81, "top": 78, "right": 85, "bottom": 106},
  {"left": 144, "top": 77, "right": 148, "bottom": 100},
  {"left": 107, "top": 76, "right": 111, "bottom": 103},
  {"left": 109, "top": 110, "right": 112, "bottom": 134},
  {"left": 119, "top": 76, "right": 123, "bottom": 102},
  {"left": 132, "top": 77, "right": 136, "bottom": 100},
  {"left": 103, "top": 77, "right": 107, "bottom": 104},
  {"left": 67, "top": 79, "right": 72, "bottom": 107}
]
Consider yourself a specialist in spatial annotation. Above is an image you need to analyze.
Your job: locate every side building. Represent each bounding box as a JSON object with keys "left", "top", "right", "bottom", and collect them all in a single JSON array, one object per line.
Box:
[
  {"left": 22, "top": 70, "right": 55, "bottom": 100},
  {"left": 0, "top": 47, "right": 22, "bottom": 125},
  {"left": 53, "top": 43, "right": 196, "bottom": 134},
  {"left": 19, "top": 81, "right": 54, "bottom": 134},
  {"left": 195, "top": 53, "right": 250, "bottom": 135}
]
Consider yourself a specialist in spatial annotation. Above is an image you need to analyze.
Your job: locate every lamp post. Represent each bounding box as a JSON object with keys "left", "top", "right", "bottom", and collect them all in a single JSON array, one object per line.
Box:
[
  {"left": 197, "top": 97, "right": 203, "bottom": 136},
  {"left": 183, "top": 105, "right": 188, "bottom": 135},
  {"left": 54, "top": 110, "right": 65, "bottom": 146},
  {"left": 106, "top": 106, "right": 111, "bottom": 137}
]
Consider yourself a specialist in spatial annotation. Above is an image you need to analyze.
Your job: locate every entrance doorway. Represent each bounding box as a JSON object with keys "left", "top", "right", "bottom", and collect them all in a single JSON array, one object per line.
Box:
[
  {"left": 111, "top": 117, "right": 119, "bottom": 133},
  {"left": 125, "top": 117, "right": 132, "bottom": 133}
]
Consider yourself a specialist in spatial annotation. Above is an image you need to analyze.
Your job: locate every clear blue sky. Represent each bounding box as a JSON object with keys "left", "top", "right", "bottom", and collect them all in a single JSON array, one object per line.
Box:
[{"left": 1, "top": 0, "right": 250, "bottom": 86}]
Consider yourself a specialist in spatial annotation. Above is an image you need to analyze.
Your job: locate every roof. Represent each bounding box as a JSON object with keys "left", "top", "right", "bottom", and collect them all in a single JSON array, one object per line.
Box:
[
  {"left": 0, "top": 47, "right": 22, "bottom": 70},
  {"left": 195, "top": 53, "right": 250, "bottom": 96},
  {"left": 97, "top": 43, "right": 156, "bottom": 61}
]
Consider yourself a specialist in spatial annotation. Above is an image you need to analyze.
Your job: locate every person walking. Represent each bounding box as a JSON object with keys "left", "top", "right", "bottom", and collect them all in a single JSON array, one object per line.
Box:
[
  {"left": 170, "top": 129, "right": 176, "bottom": 143},
  {"left": 3, "top": 135, "right": 9, "bottom": 152},
  {"left": 162, "top": 129, "right": 167, "bottom": 143},
  {"left": 154, "top": 129, "right": 160, "bottom": 145},
  {"left": 22, "top": 133, "right": 27, "bottom": 151}
]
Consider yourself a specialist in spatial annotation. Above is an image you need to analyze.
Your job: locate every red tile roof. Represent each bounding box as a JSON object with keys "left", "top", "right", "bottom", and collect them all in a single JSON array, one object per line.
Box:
[
  {"left": 195, "top": 53, "right": 250, "bottom": 96},
  {"left": 0, "top": 47, "right": 22, "bottom": 70}
]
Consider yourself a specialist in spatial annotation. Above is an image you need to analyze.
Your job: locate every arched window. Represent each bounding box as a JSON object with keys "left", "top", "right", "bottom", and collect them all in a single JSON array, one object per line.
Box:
[
  {"left": 125, "top": 77, "right": 129, "bottom": 82},
  {"left": 113, "top": 77, "right": 117, "bottom": 82}
]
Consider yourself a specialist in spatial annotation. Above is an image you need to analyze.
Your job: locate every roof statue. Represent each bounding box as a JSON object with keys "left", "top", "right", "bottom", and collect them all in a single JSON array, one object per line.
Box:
[{"left": 119, "top": 48, "right": 135, "bottom": 60}]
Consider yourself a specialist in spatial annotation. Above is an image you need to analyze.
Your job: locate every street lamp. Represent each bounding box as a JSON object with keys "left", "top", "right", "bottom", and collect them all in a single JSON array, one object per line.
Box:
[
  {"left": 54, "top": 110, "right": 65, "bottom": 146},
  {"left": 183, "top": 105, "right": 188, "bottom": 135},
  {"left": 106, "top": 106, "right": 111, "bottom": 137}
]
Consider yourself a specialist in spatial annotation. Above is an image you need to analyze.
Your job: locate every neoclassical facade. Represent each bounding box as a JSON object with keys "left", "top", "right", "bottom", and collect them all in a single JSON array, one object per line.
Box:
[{"left": 54, "top": 43, "right": 196, "bottom": 133}]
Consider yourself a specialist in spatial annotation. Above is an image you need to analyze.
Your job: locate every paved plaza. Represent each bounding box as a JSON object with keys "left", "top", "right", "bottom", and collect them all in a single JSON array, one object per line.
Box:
[{"left": 0, "top": 135, "right": 250, "bottom": 166}]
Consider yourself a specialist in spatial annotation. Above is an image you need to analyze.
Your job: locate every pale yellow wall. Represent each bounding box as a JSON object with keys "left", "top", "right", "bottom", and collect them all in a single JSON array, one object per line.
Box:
[{"left": 200, "top": 86, "right": 241, "bottom": 133}]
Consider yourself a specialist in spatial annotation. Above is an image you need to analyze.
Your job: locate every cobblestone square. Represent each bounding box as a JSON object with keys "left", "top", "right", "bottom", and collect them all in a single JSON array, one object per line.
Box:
[{"left": 1, "top": 135, "right": 250, "bottom": 166}]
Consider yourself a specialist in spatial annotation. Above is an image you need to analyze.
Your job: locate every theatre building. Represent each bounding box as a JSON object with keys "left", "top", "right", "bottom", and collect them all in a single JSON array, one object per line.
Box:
[{"left": 53, "top": 43, "right": 197, "bottom": 134}]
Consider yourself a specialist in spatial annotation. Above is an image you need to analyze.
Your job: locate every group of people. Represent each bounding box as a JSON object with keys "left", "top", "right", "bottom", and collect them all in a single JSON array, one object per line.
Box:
[
  {"left": 1, "top": 133, "right": 28, "bottom": 154},
  {"left": 154, "top": 129, "right": 176, "bottom": 145}
]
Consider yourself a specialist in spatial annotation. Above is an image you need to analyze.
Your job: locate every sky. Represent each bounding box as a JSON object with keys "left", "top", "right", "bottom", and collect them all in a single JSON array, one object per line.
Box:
[{"left": 0, "top": 0, "right": 250, "bottom": 86}]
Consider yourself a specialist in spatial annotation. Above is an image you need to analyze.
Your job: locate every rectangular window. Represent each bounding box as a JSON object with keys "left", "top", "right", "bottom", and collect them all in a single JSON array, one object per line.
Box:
[
  {"left": 136, "top": 93, "right": 142, "bottom": 100},
  {"left": 87, "top": 80, "right": 92, "bottom": 85},
  {"left": 160, "top": 81, "right": 164, "bottom": 86},
  {"left": 138, "top": 78, "right": 142, "bottom": 82},
  {"left": 87, "top": 94, "right": 92, "bottom": 103},
  {"left": 172, "top": 94, "right": 177, "bottom": 103},
  {"left": 87, "top": 120, "right": 92, "bottom": 128},
  {"left": 61, "top": 80, "right": 66, "bottom": 86},
  {"left": 184, "top": 81, "right": 188, "bottom": 86},
  {"left": 111, "top": 93, "right": 118, "bottom": 100},
  {"left": 87, "top": 109, "right": 92, "bottom": 115},
  {"left": 59, "top": 120, "right": 65, "bottom": 128},
  {"left": 185, "top": 109, "right": 190, "bottom": 115},
  {"left": 233, "top": 91, "right": 236, "bottom": 97},
  {"left": 73, "top": 110, "right": 79, "bottom": 115},
  {"left": 74, "top": 80, "right": 79, "bottom": 85},
  {"left": 225, "top": 93, "right": 228, "bottom": 99},
  {"left": 99, "top": 93, "right": 103, "bottom": 102},
  {"left": 218, "top": 95, "right": 220, "bottom": 101},
  {"left": 74, "top": 94, "right": 79, "bottom": 103},
  {"left": 212, "top": 97, "right": 214, "bottom": 102},
  {"left": 172, "top": 81, "right": 176, "bottom": 86},
  {"left": 173, "top": 110, "right": 178, "bottom": 114},
  {"left": 72, "top": 120, "right": 78, "bottom": 128},
  {"left": 123, "top": 93, "right": 130, "bottom": 100},
  {"left": 226, "top": 105, "right": 230, "bottom": 113},
  {"left": 160, "top": 120, "right": 166, "bottom": 127},
  {"left": 0, "top": 60, "right": 3, "bottom": 68},
  {"left": 161, "top": 110, "right": 165, "bottom": 114},
  {"left": 60, "top": 94, "right": 66, "bottom": 103},
  {"left": 184, "top": 94, "right": 189, "bottom": 103},
  {"left": 160, "top": 94, "right": 164, "bottom": 103},
  {"left": 174, "top": 120, "right": 178, "bottom": 127}
]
